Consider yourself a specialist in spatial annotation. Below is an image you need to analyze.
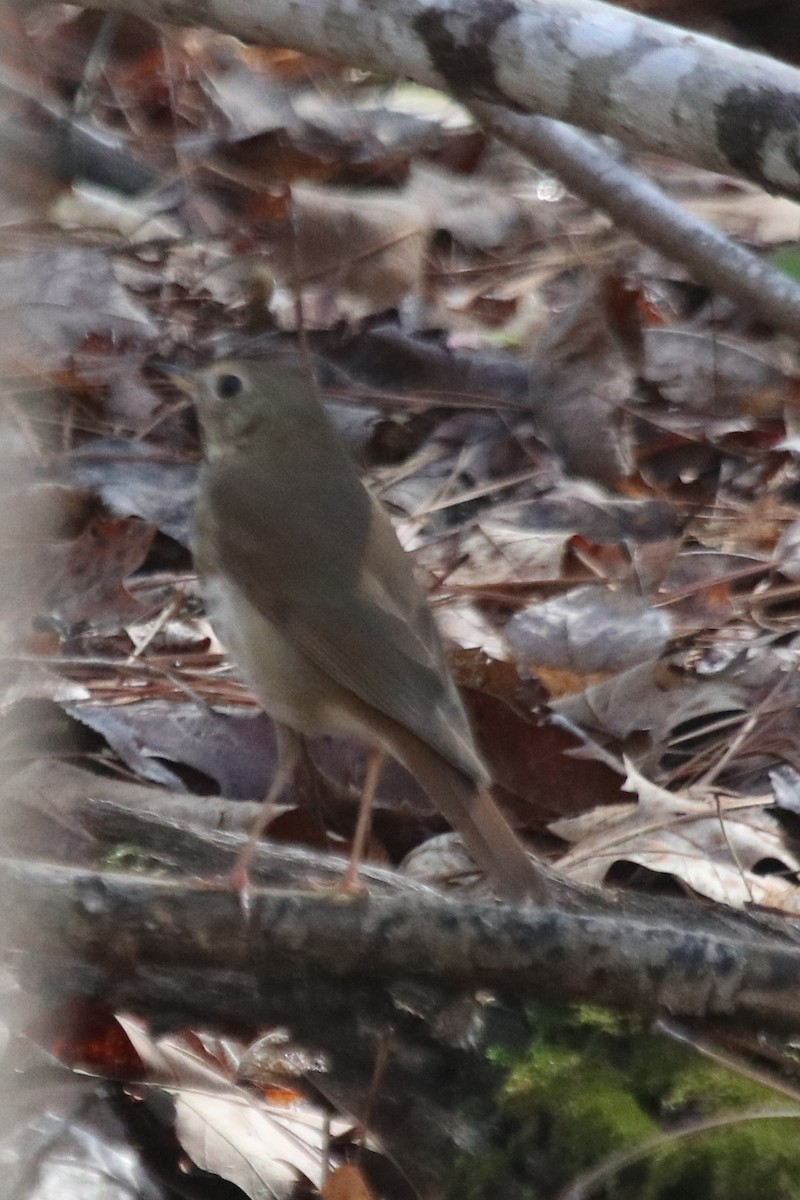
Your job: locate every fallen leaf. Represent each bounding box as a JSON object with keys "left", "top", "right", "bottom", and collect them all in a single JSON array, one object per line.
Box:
[
  {"left": 324, "top": 1163, "right": 376, "bottom": 1200},
  {"left": 643, "top": 328, "right": 796, "bottom": 417},
  {"left": 553, "top": 761, "right": 800, "bottom": 911},
  {"left": 506, "top": 586, "right": 671, "bottom": 675},
  {"left": 0, "top": 247, "right": 156, "bottom": 373}
]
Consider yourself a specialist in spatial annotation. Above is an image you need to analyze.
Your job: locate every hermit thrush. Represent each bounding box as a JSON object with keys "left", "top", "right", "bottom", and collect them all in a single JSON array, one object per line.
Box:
[{"left": 179, "top": 356, "right": 548, "bottom": 902}]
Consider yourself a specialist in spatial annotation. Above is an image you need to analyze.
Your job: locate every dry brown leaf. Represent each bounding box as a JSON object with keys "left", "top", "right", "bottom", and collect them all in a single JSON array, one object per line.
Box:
[
  {"left": 551, "top": 660, "right": 746, "bottom": 762},
  {"left": 401, "top": 831, "right": 487, "bottom": 891},
  {"left": 324, "top": 1164, "right": 377, "bottom": 1200},
  {"left": 495, "top": 491, "right": 682, "bottom": 545},
  {"left": 553, "top": 761, "right": 800, "bottom": 911},
  {"left": 643, "top": 328, "right": 796, "bottom": 416},
  {"left": 0, "top": 248, "right": 156, "bottom": 374},
  {"left": 436, "top": 520, "right": 568, "bottom": 588},
  {"left": 119, "top": 1017, "right": 331, "bottom": 1198},
  {"left": 506, "top": 586, "right": 671, "bottom": 675},
  {"left": 271, "top": 184, "right": 428, "bottom": 320},
  {"left": 407, "top": 162, "right": 558, "bottom": 252},
  {"left": 530, "top": 279, "right": 637, "bottom": 484},
  {"left": 1, "top": 512, "right": 154, "bottom": 636},
  {"left": 435, "top": 599, "right": 506, "bottom": 659},
  {"left": 686, "top": 190, "right": 800, "bottom": 245},
  {"left": 69, "top": 440, "right": 197, "bottom": 547}
]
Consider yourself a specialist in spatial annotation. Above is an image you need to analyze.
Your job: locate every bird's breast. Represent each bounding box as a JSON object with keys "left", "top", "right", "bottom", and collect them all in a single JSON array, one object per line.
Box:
[{"left": 201, "top": 572, "right": 362, "bottom": 738}]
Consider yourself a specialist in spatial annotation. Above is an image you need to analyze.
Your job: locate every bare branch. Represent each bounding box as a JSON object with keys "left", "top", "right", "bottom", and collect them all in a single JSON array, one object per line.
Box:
[
  {"left": 4, "top": 855, "right": 800, "bottom": 1031},
  {"left": 470, "top": 103, "right": 800, "bottom": 338},
  {"left": 77, "top": 0, "right": 800, "bottom": 199}
]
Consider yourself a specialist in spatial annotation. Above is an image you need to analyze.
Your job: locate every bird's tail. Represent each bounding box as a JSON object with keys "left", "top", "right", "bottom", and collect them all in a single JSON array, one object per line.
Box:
[{"left": 392, "top": 731, "right": 550, "bottom": 903}]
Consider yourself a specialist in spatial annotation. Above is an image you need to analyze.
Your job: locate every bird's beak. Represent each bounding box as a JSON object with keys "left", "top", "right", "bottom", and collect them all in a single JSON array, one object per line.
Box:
[{"left": 152, "top": 360, "right": 197, "bottom": 396}]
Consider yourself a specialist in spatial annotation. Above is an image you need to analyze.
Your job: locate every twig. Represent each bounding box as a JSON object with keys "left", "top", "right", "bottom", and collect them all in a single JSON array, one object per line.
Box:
[{"left": 470, "top": 103, "right": 800, "bottom": 338}]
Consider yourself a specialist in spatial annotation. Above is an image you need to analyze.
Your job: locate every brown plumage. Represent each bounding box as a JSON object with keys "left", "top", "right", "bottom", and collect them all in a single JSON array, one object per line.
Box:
[{"left": 186, "top": 357, "right": 549, "bottom": 902}]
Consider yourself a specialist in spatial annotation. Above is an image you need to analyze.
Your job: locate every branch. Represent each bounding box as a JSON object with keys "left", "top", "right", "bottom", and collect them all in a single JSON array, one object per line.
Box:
[
  {"left": 5, "top": 855, "right": 800, "bottom": 1031},
  {"left": 470, "top": 103, "right": 800, "bottom": 339},
  {"left": 78, "top": 0, "right": 800, "bottom": 199}
]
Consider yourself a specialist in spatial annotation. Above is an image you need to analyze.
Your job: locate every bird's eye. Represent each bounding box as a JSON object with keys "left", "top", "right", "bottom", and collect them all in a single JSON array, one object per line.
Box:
[{"left": 216, "top": 373, "right": 244, "bottom": 399}]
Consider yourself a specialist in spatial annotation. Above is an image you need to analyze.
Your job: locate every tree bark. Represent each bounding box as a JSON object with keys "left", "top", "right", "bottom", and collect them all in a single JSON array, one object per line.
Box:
[
  {"left": 4, "top": 855, "right": 800, "bottom": 1030},
  {"left": 74, "top": 0, "right": 800, "bottom": 199}
]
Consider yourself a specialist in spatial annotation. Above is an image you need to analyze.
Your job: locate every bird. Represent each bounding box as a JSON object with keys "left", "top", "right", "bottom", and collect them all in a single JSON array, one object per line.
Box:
[{"left": 175, "top": 355, "right": 549, "bottom": 903}]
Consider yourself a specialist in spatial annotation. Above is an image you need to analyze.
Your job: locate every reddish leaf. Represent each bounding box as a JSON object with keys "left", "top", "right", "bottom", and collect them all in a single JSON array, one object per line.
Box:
[{"left": 27, "top": 998, "right": 144, "bottom": 1077}]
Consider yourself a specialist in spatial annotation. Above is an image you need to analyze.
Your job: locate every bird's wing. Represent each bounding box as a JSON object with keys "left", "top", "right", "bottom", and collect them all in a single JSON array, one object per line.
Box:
[{"left": 198, "top": 462, "right": 481, "bottom": 776}]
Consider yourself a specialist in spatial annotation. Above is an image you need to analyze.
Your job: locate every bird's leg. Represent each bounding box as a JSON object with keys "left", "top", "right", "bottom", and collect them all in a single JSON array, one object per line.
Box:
[
  {"left": 231, "top": 723, "right": 302, "bottom": 905},
  {"left": 339, "top": 747, "right": 384, "bottom": 893}
]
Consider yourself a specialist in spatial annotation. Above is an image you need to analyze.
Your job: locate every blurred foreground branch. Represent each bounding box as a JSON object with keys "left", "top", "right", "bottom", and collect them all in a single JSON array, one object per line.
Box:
[{"left": 3, "top": 853, "right": 800, "bottom": 1032}]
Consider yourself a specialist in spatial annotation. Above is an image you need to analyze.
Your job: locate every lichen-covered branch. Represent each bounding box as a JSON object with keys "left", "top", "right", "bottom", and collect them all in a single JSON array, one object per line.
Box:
[
  {"left": 78, "top": 0, "right": 800, "bottom": 199},
  {"left": 4, "top": 855, "right": 800, "bottom": 1030}
]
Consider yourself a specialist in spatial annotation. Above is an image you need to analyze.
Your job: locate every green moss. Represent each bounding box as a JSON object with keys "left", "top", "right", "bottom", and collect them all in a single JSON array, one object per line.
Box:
[
  {"left": 448, "top": 1148, "right": 541, "bottom": 1200},
  {"left": 99, "top": 843, "right": 166, "bottom": 873},
  {"left": 665, "top": 1060, "right": 784, "bottom": 1116},
  {"left": 504, "top": 1042, "right": 656, "bottom": 1173},
  {"left": 574, "top": 1004, "right": 632, "bottom": 1036},
  {"left": 769, "top": 244, "right": 800, "bottom": 281},
  {"left": 550, "top": 1071, "right": 656, "bottom": 1171},
  {"left": 481, "top": 1004, "right": 800, "bottom": 1199},
  {"left": 647, "top": 1119, "right": 800, "bottom": 1200}
]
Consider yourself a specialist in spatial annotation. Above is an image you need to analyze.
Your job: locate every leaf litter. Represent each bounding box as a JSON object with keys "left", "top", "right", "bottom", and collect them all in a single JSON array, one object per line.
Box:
[
  {"left": 6, "top": 7, "right": 800, "bottom": 1196},
  {"left": 3, "top": 6, "right": 800, "bottom": 908}
]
